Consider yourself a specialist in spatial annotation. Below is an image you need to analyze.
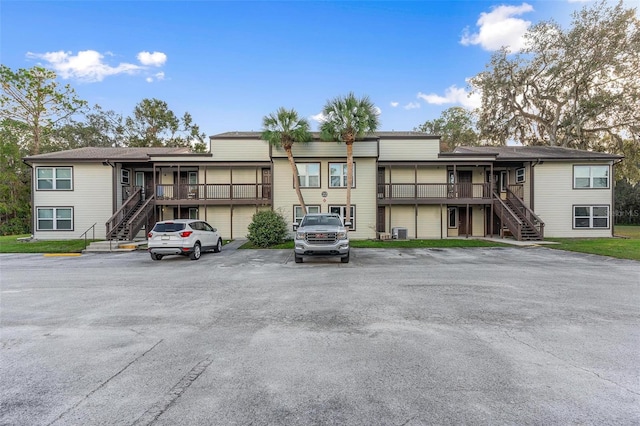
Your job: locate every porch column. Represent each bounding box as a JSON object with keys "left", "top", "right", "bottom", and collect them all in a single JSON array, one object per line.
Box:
[{"left": 490, "top": 163, "right": 494, "bottom": 237}]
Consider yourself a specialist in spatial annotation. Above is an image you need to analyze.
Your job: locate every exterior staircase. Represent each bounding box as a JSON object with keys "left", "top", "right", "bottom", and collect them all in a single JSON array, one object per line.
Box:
[
  {"left": 106, "top": 188, "right": 155, "bottom": 241},
  {"left": 493, "top": 190, "right": 544, "bottom": 241}
]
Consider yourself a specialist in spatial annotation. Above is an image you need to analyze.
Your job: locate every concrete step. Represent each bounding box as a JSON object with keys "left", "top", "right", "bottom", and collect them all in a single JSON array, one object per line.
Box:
[{"left": 83, "top": 240, "right": 147, "bottom": 253}]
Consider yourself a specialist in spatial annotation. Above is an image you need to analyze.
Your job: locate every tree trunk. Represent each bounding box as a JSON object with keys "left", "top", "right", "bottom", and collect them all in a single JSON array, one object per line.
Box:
[
  {"left": 286, "top": 147, "right": 306, "bottom": 214},
  {"left": 345, "top": 141, "right": 353, "bottom": 225}
]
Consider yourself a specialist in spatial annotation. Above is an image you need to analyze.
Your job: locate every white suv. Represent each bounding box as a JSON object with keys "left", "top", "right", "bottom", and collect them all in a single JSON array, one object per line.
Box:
[{"left": 147, "top": 219, "right": 222, "bottom": 261}]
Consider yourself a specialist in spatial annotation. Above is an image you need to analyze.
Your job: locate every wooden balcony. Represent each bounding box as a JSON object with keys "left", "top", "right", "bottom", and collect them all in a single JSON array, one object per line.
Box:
[
  {"left": 154, "top": 183, "right": 272, "bottom": 205},
  {"left": 377, "top": 183, "right": 491, "bottom": 205}
]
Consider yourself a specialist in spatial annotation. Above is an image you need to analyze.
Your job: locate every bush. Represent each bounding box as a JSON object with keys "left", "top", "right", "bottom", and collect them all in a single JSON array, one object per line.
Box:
[
  {"left": 0, "top": 216, "right": 30, "bottom": 236},
  {"left": 246, "top": 210, "right": 289, "bottom": 248}
]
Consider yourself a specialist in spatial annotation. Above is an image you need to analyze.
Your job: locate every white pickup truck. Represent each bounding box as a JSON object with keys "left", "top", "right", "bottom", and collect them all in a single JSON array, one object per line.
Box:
[{"left": 293, "top": 213, "right": 350, "bottom": 263}]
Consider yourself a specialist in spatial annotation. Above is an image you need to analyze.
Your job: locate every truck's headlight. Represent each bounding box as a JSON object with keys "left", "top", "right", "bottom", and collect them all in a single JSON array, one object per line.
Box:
[
  {"left": 296, "top": 232, "right": 306, "bottom": 240},
  {"left": 337, "top": 231, "right": 347, "bottom": 240}
]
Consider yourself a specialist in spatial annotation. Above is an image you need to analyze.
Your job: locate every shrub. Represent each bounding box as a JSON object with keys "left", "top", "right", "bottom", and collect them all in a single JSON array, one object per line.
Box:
[
  {"left": 0, "top": 216, "right": 30, "bottom": 236},
  {"left": 246, "top": 210, "right": 289, "bottom": 247}
]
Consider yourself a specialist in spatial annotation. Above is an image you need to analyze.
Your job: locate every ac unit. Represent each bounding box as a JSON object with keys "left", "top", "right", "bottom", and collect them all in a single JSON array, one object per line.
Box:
[{"left": 391, "top": 227, "right": 408, "bottom": 240}]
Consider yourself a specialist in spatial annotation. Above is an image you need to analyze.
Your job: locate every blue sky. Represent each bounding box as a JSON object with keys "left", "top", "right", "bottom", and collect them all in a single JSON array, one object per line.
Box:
[{"left": 1, "top": 0, "right": 610, "bottom": 136}]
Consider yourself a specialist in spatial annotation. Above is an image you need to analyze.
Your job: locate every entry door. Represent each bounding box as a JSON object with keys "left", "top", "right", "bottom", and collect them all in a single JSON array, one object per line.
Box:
[
  {"left": 262, "top": 168, "right": 271, "bottom": 199},
  {"left": 377, "top": 206, "right": 386, "bottom": 233},
  {"left": 459, "top": 207, "right": 472, "bottom": 236},
  {"left": 458, "top": 171, "right": 472, "bottom": 198}
]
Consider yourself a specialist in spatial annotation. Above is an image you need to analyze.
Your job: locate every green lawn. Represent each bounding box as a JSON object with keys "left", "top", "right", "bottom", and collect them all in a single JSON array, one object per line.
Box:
[
  {"left": 0, "top": 234, "right": 97, "bottom": 254},
  {"left": 615, "top": 225, "right": 640, "bottom": 239},
  {"left": 2, "top": 227, "right": 639, "bottom": 260},
  {"left": 545, "top": 225, "right": 640, "bottom": 261}
]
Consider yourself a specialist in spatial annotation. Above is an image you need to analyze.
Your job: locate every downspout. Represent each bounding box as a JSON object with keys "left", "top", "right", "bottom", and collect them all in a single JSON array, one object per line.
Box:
[
  {"left": 22, "top": 160, "right": 34, "bottom": 236},
  {"left": 490, "top": 162, "right": 494, "bottom": 236}
]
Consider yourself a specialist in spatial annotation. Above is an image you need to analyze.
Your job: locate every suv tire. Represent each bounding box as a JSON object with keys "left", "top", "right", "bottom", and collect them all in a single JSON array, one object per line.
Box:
[
  {"left": 150, "top": 253, "right": 163, "bottom": 261},
  {"left": 213, "top": 238, "right": 222, "bottom": 253},
  {"left": 190, "top": 242, "right": 201, "bottom": 260}
]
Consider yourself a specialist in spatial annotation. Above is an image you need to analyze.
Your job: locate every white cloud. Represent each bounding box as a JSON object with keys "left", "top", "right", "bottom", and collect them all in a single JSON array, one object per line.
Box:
[
  {"left": 390, "top": 101, "right": 399, "bottom": 108},
  {"left": 310, "top": 112, "right": 327, "bottom": 123},
  {"left": 403, "top": 102, "right": 420, "bottom": 110},
  {"left": 146, "top": 71, "right": 166, "bottom": 83},
  {"left": 137, "top": 51, "right": 167, "bottom": 67},
  {"left": 460, "top": 3, "right": 534, "bottom": 52},
  {"left": 417, "top": 85, "right": 481, "bottom": 109},
  {"left": 27, "top": 50, "right": 142, "bottom": 82}
]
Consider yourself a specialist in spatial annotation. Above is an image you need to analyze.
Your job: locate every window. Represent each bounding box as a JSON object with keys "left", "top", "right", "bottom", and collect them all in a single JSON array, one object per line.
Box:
[
  {"left": 296, "top": 163, "right": 320, "bottom": 188},
  {"left": 574, "top": 165, "right": 609, "bottom": 189},
  {"left": 329, "top": 163, "right": 355, "bottom": 188},
  {"left": 329, "top": 205, "right": 355, "bottom": 230},
  {"left": 36, "top": 167, "right": 72, "bottom": 190},
  {"left": 189, "top": 208, "right": 198, "bottom": 219},
  {"left": 294, "top": 205, "right": 320, "bottom": 224},
  {"left": 515, "top": 168, "right": 525, "bottom": 184},
  {"left": 121, "top": 169, "right": 130, "bottom": 185},
  {"left": 573, "top": 205, "right": 609, "bottom": 229},
  {"left": 36, "top": 207, "right": 73, "bottom": 231},
  {"left": 448, "top": 207, "right": 458, "bottom": 228}
]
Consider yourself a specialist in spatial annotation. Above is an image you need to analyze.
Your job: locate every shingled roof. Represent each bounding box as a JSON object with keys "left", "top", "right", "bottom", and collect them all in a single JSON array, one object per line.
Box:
[
  {"left": 454, "top": 146, "right": 622, "bottom": 161},
  {"left": 24, "top": 147, "right": 191, "bottom": 163}
]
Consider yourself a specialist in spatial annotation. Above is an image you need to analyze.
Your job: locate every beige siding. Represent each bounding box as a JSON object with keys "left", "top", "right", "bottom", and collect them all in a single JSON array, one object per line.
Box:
[
  {"left": 32, "top": 163, "right": 113, "bottom": 240},
  {"left": 206, "top": 168, "right": 231, "bottom": 183},
  {"left": 472, "top": 205, "right": 485, "bottom": 237},
  {"left": 417, "top": 167, "right": 447, "bottom": 183},
  {"left": 388, "top": 167, "right": 415, "bottom": 182},
  {"left": 206, "top": 206, "right": 231, "bottom": 239},
  {"left": 379, "top": 139, "right": 440, "bottom": 161},
  {"left": 210, "top": 139, "right": 270, "bottom": 161},
  {"left": 272, "top": 157, "right": 377, "bottom": 239},
  {"left": 533, "top": 162, "right": 614, "bottom": 237},
  {"left": 232, "top": 205, "right": 263, "bottom": 239},
  {"left": 388, "top": 206, "right": 415, "bottom": 237},
  {"left": 417, "top": 205, "right": 443, "bottom": 238},
  {"left": 279, "top": 140, "right": 378, "bottom": 159}
]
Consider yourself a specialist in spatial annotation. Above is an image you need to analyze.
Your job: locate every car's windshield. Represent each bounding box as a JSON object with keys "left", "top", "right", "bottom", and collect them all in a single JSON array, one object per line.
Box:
[
  {"left": 153, "top": 223, "right": 186, "bottom": 232},
  {"left": 302, "top": 216, "right": 341, "bottom": 227}
]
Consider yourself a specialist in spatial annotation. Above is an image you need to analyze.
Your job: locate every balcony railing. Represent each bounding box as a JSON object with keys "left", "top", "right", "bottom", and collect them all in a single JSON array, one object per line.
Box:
[
  {"left": 377, "top": 183, "right": 491, "bottom": 201},
  {"left": 155, "top": 183, "right": 271, "bottom": 201}
]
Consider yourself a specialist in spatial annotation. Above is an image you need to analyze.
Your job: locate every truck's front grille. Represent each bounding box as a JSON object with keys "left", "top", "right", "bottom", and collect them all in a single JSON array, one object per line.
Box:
[{"left": 306, "top": 232, "right": 338, "bottom": 244}]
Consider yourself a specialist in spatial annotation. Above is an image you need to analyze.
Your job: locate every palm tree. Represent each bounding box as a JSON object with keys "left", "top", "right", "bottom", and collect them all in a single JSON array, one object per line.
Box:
[
  {"left": 261, "top": 107, "right": 313, "bottom": 214},
  {"left": 319, "top": 92, "right": 379, "bottom": 225}
]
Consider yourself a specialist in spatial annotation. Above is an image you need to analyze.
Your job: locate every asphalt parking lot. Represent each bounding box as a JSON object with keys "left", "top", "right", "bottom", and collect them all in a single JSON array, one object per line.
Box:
[{"left": 1, "top": 246, "right": 639, "bottom": 425}]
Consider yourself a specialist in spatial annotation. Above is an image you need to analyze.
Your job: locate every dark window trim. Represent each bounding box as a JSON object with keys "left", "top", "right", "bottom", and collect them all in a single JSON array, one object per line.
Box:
[
  {"left": 328, "top": 204, "right": 356, "bottom": 231},
  {"left": 294, "top": 162, "right": 321, "bottom": 189},
  {"left": 572, "top": 204, "right": 610, "bottom": 230},
  {"left": 572, "top": 164, "right": 610, "bottom": 190},
  {"left": 328, "top": 162, "right": 356, "bottom": 189},
  {"left": 35, "top": 166, "right": 74, "bottom": 191},
  {"left": 35, "top": 206, "right": 75, "bottom": 231},
  {"left": 293, "top": 205, "right": 321, "bottom": 224}
]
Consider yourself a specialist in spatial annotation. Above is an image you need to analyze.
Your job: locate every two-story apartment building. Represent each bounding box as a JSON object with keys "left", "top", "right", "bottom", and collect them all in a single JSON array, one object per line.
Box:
[{"left": 23, "top": 132, "right": 622, "bottom": 241}]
